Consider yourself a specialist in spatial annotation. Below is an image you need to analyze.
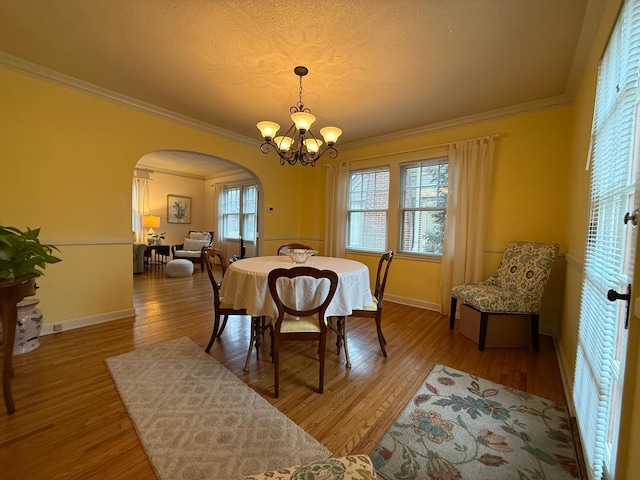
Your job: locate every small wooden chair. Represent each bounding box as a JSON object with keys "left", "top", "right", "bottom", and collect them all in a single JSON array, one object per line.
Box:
[
  {"left": 332, "top": 251, "right": 393, "bottom": 367},
  {"left": 268, "top": 266, "right": 338, "bottom": 397},
  {"left": 203, "top": 248, "right": 247, "bottom": 353}
]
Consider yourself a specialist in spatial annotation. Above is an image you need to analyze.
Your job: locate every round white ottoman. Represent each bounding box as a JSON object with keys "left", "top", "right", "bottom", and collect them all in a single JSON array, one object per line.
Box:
[{"left": 166, "top": 259, "right": 194, "bottom": 277}]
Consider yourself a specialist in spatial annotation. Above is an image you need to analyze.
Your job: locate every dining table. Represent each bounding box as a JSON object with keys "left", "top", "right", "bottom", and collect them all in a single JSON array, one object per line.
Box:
[
  {"left": 220, "top": 255, "right": 374, "bottom": 320},
  {"left": 220, "top": 255, "right": 374, "bottom": 371}
]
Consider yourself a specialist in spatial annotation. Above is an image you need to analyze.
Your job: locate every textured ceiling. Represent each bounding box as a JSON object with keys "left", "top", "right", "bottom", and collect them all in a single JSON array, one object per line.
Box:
[{"left": 0, "top": 0, "right": 599, "bottom": 175}]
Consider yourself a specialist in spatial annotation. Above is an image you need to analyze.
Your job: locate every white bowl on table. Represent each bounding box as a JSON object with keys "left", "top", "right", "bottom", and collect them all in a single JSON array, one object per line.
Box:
[{"left": 282, "top": 249, "right": 318, "bottom": 264}]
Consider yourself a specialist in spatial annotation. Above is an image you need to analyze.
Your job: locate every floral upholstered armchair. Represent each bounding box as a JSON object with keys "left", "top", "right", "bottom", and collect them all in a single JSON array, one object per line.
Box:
[
  {"left": 238, "top": 454, "right": 377, "bottom": 480},
  {"left": 449, "top": 241, "right": 560, "bottom": 351}
]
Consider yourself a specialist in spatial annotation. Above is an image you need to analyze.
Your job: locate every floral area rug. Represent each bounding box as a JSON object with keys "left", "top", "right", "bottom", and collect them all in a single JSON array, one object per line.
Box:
[{"left": 371, "top": 364, "right": 579, "bottom": 480}]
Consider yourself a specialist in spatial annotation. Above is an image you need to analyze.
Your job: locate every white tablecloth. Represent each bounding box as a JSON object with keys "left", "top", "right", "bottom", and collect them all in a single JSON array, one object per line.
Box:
[{"left": 220, "top": 256, "right": 374, "bottom": 319}]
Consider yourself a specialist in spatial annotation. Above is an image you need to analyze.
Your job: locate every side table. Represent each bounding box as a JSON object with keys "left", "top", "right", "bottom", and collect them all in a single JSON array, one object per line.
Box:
[
  {"left": 1, "top": 276, "right": 37, "bottom": 414},
  {"left": 144, "top": 244, "right": 170, "bottom": 269}
]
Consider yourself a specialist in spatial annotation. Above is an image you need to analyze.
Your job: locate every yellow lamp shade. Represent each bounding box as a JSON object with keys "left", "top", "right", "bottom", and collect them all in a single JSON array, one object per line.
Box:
[
  {"left": 274, "top": 136, "right": 294, "bottom": 152},
  {"left": 320, "top": 126, "right": 342, "bottom": 145},
  {"left": 303, "top": 138, "right": 323, "bottom": 154},
  {"left": 291, "top": 112, "right": 316, "bottom": 132},
  {"left": 142, "top": 215, "right": 160, "bottom": 229},
  {"left": 257, "top": 121, "right": 280, "bottom": 140}
]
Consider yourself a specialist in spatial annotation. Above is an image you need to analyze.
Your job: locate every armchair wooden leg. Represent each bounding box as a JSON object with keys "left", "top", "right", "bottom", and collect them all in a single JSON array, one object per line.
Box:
[
  {"left": 450, "top": 297, "right": 458, "bottom": 330},
  {"left": 478, "top": 311, "right": 489, "bottom": 351},
  {"left": 217, "top": 315, "right": 230, "bottom": 337},
  {"left": 331, "top": 316, "right": 351, "bottom": 368},
  {"left": 340, "top": 316, "right": 351, "bottom": 368},
  {"left": 375, "top": 315, "right": 387, "bottom": 358},
  {"left": 334, "top": 317, "right": 343, "bottom": 353},
  {"left": 273, "top": 337, "right": 280, "bottom": 398},
  {"left": 318, "top": 335, "right": 327, "bottom": 394},
  {"left": 243, "top": 316, "right": 268, "bottom": 372},
  {"left": 531, "top": 313, "right": 540, "bottom": 352},
  {"left": 205, "top": 315, "right": 222, "bottom": 353},
  {"left": 205, "top": 330, "right": 216, "bottom": 353}
]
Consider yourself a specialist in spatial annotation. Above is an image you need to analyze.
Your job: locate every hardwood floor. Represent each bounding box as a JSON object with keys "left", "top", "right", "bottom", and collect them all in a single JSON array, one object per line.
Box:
[{"left": 0, "top": 267, "right": 567, "bottom": 479}]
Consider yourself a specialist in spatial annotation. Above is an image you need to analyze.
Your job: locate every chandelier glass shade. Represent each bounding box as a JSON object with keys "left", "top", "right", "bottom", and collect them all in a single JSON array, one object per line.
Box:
[{"left": 257, "top": 66, "right": 342, "bottom": 167}]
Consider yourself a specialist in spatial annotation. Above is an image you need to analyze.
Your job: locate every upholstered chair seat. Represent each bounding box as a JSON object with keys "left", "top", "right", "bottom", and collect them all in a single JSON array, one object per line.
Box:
[{"left": 451, "top": 283, "right": 527, "bottom": 313}]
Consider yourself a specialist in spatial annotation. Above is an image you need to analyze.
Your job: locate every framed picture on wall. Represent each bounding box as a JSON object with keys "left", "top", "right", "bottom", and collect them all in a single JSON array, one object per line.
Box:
[{"left": 167, "top": 195, "right": 191, "bottom": 224}]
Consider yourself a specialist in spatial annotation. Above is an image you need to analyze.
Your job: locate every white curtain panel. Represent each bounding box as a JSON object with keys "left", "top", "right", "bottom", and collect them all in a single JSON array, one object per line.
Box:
[
  {"left": 440, "top": 136, "right": 496, "bottom": 314},
  {"left": 325, "top": 162, "right": 350, "bottom": 258},
  {"left": 214, "top": 183, "right": 225, "bottom": 245},
  {"left": 132, "top": 177, "right": 149, "bottom": 243}
]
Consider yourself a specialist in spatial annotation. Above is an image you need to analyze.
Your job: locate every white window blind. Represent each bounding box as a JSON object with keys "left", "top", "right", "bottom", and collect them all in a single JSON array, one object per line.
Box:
[
  {"left": 222, "top": 186, "right": 240, "bottom": 240},
  {"left": 400, "top": 159, "right": 448, "bottom": 255},
  {"left": 242, "top": 185, "right": 257, "bottom": 242},
  {"left": 222, "top": 185, "right": 257, "bottom": 241},
  {"left": 347, "top": 167, "right": 389, "bottom": 252},
  {"left": 574, "top": 1, "right": 640, "bottom": 478}
]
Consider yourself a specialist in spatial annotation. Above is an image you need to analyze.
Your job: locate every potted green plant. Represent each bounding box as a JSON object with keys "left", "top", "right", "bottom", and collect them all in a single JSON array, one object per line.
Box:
[
  {"left": 0, "top": 225, "right": 61, "bottom": 283},
  {"left": 149, "top": 231, "right": 166, "bottom": 245},
  {"left": 0, "top": 225, "right": 61, "bottom": 355}
]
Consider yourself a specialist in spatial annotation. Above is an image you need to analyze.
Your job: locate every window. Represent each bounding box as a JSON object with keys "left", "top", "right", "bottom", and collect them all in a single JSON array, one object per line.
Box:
[
  {"left": 242, "top": 185, "right": 257, "bottom": 242},
  {"left": 573, "top": 0, "right": 640, "bottom": 477},
  {"left": 347, "top": 168, "right": 389, "bottom": 252},
  {"left": 346, "top": 158, "right": 449, "bottom": 256},
  {"left": 400, "top": 159, "right": 448, "bottom": 255},
  {"left": 222, "top": 184, "right": 257, "bottom": 242}
]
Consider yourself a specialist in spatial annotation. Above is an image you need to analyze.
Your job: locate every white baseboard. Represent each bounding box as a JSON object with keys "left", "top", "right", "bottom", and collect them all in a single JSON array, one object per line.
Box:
[
  {"left": 552, "top": 334, "right": 577, "bottom": 416},
  {"left": 40, "top": 308, "right": 135, "bottom": 335},
  {"left": 384, "top": 293, "right": 440, "bottom": 312}
]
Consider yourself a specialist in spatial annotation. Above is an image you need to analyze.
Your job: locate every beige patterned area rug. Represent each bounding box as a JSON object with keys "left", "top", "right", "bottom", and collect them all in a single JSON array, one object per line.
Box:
[
  {"left": 371, "top": 364, "right": 580, "bottom": 480},
  {"left": 105, "top": 337, "right": 331, "bottom": 480}
]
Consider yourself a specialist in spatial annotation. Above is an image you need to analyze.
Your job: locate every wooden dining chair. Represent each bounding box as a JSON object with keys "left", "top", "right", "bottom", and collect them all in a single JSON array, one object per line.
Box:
[
  {"left": 268, "top": 266, "right": 338, "bottom": 397},
  {"left": 203, "top": 248, "right": 249, "bottom": 353},
  {"left": 276, "top": 243, "right": 313, "bottom": 255},
  {"left": 332, "top": 251, "right": 394, "bottom": 368}
]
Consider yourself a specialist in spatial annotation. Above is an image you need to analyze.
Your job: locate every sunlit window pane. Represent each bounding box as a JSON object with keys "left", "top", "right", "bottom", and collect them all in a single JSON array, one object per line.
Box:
[
  {"left": 400, "top": 159, "right": 448, "bottom": 255},
  {"left": 347, "top": 168, "right": 389, "bottom": 252}
]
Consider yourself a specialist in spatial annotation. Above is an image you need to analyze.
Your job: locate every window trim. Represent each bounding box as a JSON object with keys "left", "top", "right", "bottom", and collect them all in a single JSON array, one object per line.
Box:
[
  {"left": 346, "top": 166, "right": 390, "bottom": 253},
  {"left": 398, "top": 157, "right": 449, "bottom": 257},
  {"left": 344, "top": 152, "right": 449, "bottom": 258},
  {"left": 222, "top": 184, "right": 257, "bottom": 243}
]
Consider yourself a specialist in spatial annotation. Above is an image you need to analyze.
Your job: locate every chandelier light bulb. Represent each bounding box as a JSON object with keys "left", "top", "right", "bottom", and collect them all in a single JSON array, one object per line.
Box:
[
  {"left": 303, "top": 138, "right": 323, "bottom": 154},
  {"left": 291, "top": 112, "right": 316, "bottom": 133},
  {"left": 320, "top": 127, "right": 342, "bottom": 145},
  {"left": 257, "top": 121, "right": 280, "bottom": 140},
  {"left": 273, "top": 136, "right": 294, "bottom": 152}
]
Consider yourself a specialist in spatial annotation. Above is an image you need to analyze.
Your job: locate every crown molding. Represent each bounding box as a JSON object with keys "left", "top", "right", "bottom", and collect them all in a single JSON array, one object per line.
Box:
[
  {"left": 0, "top": 52, "right": 256, "bottom": 147},
  {"left": 135, "top": 163, "right": 205, "bottom": 180},
  {"left": 0, "top": 50, "right": 578, "bottom": 154},
  {"left": 340, "top": 93, "right": 572, "bottom": 151}
]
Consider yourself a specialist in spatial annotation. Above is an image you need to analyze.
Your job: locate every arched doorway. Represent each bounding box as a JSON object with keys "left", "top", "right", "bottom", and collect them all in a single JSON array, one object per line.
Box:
[{"left": 132, "top": 149, "right": 264, "bottom": 263}]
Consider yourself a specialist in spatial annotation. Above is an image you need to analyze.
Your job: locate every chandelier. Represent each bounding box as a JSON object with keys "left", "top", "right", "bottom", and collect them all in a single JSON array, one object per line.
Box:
[{"left": 257, "top": 66, "right": 342, "bottom": 167}]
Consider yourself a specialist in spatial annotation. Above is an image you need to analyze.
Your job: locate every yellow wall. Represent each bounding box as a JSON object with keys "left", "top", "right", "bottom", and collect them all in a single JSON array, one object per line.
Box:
[
  {"left": 0, "top": 66, "right": 308, "bottom": 325},
  {"left": 2, "top": 1, "right": 638, "bottom": 472},
  {"left": 338, "top": 106, "right": 572, "bottom": 327}
]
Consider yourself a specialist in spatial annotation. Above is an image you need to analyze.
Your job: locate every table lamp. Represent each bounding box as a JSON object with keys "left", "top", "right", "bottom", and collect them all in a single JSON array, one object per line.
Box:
[{"left": 142, "top": 215, "right": 160, "bottom": 244}]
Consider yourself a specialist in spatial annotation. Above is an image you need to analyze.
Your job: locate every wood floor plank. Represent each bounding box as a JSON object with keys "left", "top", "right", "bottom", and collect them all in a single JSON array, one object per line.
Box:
[{"left": 0, "top": 268, "right": 567, "bottom": 479}]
